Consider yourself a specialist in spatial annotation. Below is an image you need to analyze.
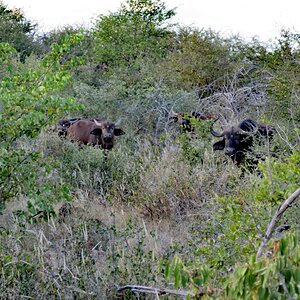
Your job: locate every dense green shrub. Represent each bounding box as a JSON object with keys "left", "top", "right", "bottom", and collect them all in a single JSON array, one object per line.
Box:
[
  {"left": 226, "top": 232, "right": 300, "bottom": 300},
  {"left": 92, "top": 0, "right": 175, "bottom": 67},
  {"left": 0, "top": 33, "right": 83, "bottom": 214},
  {"left": 245, "top": 31, "right": 300, "bottom": 121},
  {"left": 159, "top": 28, "right": 243, "bottom": 93}
]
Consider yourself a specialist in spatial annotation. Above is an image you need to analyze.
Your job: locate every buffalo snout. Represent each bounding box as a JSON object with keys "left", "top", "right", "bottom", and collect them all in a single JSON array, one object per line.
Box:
[
  {"left": 103, "top": 135, "right": 113, "bottom": 143},
  {"left": 225, "top": 147, "right": 236, "bottom": 156}
]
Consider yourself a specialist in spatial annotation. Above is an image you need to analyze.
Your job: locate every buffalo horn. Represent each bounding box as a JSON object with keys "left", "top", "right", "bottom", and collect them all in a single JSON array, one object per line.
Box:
[
  {"left": 94, "top": 119, "right": 102, "bottom": 127},
  {"left": 170, "top": 109, "right": 178, "bottom": 117},
  {"left": 210, "top": 118, "right": 224, "bottom": 137}
]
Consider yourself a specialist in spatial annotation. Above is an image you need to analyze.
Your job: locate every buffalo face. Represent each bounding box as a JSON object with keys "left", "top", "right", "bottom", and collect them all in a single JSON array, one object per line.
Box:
[
  {"left": 90, "top": 119, "right": 125, "bottom": 150},
  {"left": 211, "top": 118, "right": 272, "bottom": 166},
  {"left": 212, "top": 127, "right": 253, "bottom": 165}
]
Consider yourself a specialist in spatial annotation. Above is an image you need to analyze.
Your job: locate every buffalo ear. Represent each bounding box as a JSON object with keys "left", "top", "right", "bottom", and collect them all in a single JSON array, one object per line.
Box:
[
  {"left": 90, "top": 128, "right": 102, "bottom": 136},
  {"left": 213, "top": 139, "right": 225, "bottom": 151},
  {"left": 114, "top": 128, "right": 125, "bottom": 136}
]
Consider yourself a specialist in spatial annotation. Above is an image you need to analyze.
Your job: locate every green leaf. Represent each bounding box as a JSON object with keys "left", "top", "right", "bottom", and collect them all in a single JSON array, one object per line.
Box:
[{"left": 174, "top": 263, "right": 181, "bottom": 289}]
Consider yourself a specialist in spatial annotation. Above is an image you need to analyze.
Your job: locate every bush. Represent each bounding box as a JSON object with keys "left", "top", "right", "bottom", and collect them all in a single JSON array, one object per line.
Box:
[
  {"left": 0, "top": 32, "right": 83, "bottom": 214},
  {"left": 226, "top": 232, "right": 300, "bottom": 300}
]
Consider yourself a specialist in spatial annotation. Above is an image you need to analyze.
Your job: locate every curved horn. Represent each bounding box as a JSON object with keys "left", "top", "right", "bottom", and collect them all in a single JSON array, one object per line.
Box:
[
  {"left": 170, "top": 109, "right": 178, "bottom": 117},
  {"left": 239, "top": 128, "right": 255, "bottom": 135},
  {"left": 94, "top": 119, "right": 102, "bottom": 126},
  {"left": 238, "top": 119, "right": 258, "bottom": 135},
  {"left": 210, "top": 118, "right": 224, "bottom": 137}
]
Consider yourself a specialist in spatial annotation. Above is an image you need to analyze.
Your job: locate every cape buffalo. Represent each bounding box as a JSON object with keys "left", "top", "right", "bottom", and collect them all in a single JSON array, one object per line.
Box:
[
  {"left": 171, "top": 111, "right": 216, "bottom": 133},
  {"left": 57, "top": 118, "right": 81, "bottom": 137},
  {"left": 211, "top": 118, "right": 274, "bottom": 166},
  {"left": 67, "top": 118, "right": 125, "bottom": 150}
]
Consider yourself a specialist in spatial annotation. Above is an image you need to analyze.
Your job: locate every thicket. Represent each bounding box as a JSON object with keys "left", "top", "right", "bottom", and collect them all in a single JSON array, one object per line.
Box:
[{"left": 0, "top": 0, "right": 299, "bottom": 299}]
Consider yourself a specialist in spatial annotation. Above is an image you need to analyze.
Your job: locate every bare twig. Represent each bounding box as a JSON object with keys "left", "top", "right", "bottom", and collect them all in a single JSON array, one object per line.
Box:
[
  {"left": 256, "top": 187, "right": 300, "bottom": 259},
  {"left": 275, "top": 125, "right": 295, "bottom": 150},
  {"left": 277, "top": 272, "right": 296, "bottom": 300},
  {"left": 290, "top": 89, "right": 300, "bottom": 148}
]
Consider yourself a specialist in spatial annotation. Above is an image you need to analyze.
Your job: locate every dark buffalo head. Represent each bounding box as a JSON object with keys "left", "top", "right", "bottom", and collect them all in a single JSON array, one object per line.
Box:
[
  {"left": 90, "top": 119, "right": 125, "bottom": 150},
  {"left": 57, "top": 118, "right": 81, "bottom": 137},
  {"left": 211, "top": 118, "right": 274, "bottom": 166},
  {"left": 171, "top": 111, "right": 216, "bottom": 133}
]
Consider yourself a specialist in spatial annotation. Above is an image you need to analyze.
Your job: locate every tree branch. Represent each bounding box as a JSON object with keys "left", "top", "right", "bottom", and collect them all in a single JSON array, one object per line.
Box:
[{"left": 256, "top": 187, "right": 300, "bottom": 259}]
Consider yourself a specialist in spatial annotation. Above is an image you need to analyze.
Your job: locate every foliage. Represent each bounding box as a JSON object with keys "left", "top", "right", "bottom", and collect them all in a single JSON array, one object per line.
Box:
[
  {"left": 106, "top": 218, "right": 159, "bottom": 289},
  {"left": 37, "top": 26, "right": 93, "bottom": 60},
  {"left": 0, "top": 209, "right": 164, "bottom": 299},
  {"left": 160, "top": 255, "right": 213, "bottom": 297},
  {"left": 177, "top": 115, "right": 214, "bottom": 165},
  {"left": 245, "top": 31, "right": 300, "bottom": 120},
  {"left": 225, "top": 232, "right": 300, "bottom": 300},
  {"left": 255, "top": 150, "right": 300, "bottom": 204},
  {"left": 207, "top": 151, "right": 300, "bottom": 276},
  {"left": 0, "top": 32, "right": 84, "bottom": 214},
  {"left": 159, "top": 150, "right": 300, "bottom": 298},
  {"left": 92, "top": 0, "right": 175, "bottom": 67},
  {"left": 0, "top": 1, "right": 299, "bottom": 299},
  {"left": 0, "top": 2, "right": 38, "bottom": 61},
  {"left": 160, "top": 28, "right": 242, "bottom": 93}
]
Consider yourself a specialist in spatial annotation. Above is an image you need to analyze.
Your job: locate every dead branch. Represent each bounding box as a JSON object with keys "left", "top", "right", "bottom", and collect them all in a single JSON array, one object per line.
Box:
[
  {"left": 275, "top": 124, "right": 295, "bottom": 150},
  {"left": 116, "top": 285, "right": 192, "bottom": 298},
  {"left": 256, "top": 187, "right": 300, "bottom": 259}
]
